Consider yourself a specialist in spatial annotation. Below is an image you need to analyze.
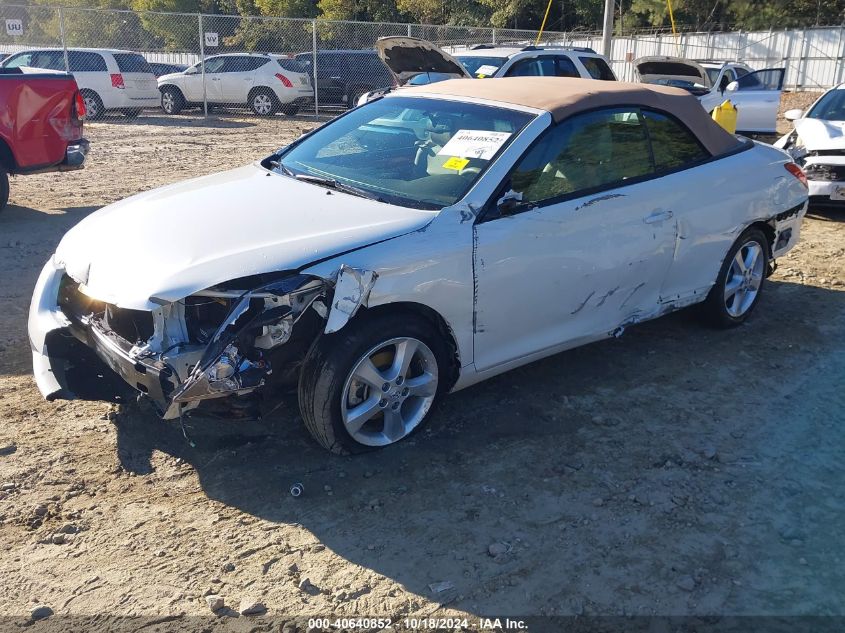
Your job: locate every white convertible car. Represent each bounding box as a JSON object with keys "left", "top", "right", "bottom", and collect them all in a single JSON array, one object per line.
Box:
[{"left": 29, "top": 78, "right": 808, "bottom": 454}]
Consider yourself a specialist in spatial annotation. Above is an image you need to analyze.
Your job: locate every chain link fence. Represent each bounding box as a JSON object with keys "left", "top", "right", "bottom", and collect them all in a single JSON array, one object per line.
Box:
[
  {"left": 0, "top": 4, "right": 570, "bottom": 120},
  {"left": 1, "top": 4, "right": 841, "bottom": 121}
]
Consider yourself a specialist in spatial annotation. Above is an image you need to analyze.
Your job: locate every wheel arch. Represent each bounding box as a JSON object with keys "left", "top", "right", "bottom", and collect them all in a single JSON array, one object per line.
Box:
[{"left": 353, "top": 301, "right": 461, "bottom": 391}]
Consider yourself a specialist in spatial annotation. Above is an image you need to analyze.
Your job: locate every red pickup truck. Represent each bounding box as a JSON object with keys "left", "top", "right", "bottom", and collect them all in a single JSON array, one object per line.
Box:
[{"left": 0, "top": 68, "right": 89, "bottom": 212}]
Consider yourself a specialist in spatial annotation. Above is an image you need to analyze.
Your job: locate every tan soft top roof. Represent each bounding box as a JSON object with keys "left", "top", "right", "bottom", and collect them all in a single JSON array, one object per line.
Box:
[{"left": 401, "top": 77, "right": 742, "bottom": 156}]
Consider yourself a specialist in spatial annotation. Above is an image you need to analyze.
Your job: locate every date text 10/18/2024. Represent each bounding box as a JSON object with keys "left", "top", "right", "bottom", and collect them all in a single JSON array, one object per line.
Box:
[{"left": 307, "top": 618, "right": 528, "bottom": 630}]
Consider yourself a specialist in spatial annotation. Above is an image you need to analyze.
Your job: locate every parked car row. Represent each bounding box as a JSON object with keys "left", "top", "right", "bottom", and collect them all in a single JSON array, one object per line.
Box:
[{"left": 0, "top": 41, "right": 788, "bottom": 130}]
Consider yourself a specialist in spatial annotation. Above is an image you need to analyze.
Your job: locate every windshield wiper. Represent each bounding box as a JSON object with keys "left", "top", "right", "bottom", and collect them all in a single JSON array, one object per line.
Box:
[{"left": 291, "top": 172, "right": 386, "bottom": 202}]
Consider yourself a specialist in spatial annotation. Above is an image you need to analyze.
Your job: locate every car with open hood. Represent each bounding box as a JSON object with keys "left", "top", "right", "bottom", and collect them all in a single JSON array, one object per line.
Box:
[
  {"left": 775, "top": 83, "right": 845, "bottom": 207},
  {"left": 30, "top": 77, "right": 807, "bottom": 454},
  {"left": 355, "top": 36, "right": 472, "bottom": 104},
  {"left": 358, "top": 38, "right": 617, "bottom": 105},
  {"left": 634, "top": 56, "right": 785, "bottom": 135}
]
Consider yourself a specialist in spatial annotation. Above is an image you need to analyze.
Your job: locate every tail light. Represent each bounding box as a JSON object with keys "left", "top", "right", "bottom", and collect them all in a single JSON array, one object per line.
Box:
[
  {"left": 274, "top": 72, "right": 293, "bottom": 88},
  {"left": 785, "top": 162, "right": 808, "bottom": 188},
  {"left": 73, "top": 91, "right": 86, "bottom": 120},
  {"left": 110, "top": 73, "right": 125, "bottom": 89}
]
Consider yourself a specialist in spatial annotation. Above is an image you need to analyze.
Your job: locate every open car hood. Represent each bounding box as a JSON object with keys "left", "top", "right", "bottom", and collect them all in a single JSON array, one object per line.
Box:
[
  {"left": 54, "top": 164, "right": 436, "bottom": 310},
  {"left": 633, "top": 56, "right": 710, "bottom": 89},
  {"left": 794, "top": 117, "right": 845, "bottom": 152},
  {"left": 375, "top": 36, "right": 472, "bottom": 85}
]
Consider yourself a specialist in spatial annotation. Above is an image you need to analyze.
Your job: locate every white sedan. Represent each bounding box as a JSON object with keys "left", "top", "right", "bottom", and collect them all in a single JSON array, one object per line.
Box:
[{"left": 29, "top": 77, "right": 808, "bottom": 454}]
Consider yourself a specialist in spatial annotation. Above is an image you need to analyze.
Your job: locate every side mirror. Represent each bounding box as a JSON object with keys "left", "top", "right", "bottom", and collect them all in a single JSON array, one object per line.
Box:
[
  {"left": 784, "top": 108, "right": 804, "bottom": 121},
  {"left": 726, "top": 81, "right": 739, "bottom": 92},
  {"left": 497, "top": 189, "right": 524, "bottom": 215},
  {"left": 185, "top": 66, "right": 198, "bottom": 75}
]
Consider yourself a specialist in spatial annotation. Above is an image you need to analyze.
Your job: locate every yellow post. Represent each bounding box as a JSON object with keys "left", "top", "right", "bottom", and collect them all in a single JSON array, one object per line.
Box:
[
  {"left": 535, "top": 0, "right": 555, "bottom": 45},
  {"left": 712, "top": 100, "right": 738, "bottom": 134}
]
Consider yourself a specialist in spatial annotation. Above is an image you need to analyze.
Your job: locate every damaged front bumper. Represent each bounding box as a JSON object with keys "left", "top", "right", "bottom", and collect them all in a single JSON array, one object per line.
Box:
[{"left": 29, "top": 257, "right": 377, "bottom": 419}]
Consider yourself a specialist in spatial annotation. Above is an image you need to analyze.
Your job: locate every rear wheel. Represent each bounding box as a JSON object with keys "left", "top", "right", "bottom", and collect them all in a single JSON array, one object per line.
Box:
[
  {"left": 160, "top": 86, "right": 184, "bottom": 115},
  {"left": 80, "top": 90, "right": 104, "bottom": 120},
  {"left": 298, "top": 312, "right": 446, "bottom": 454},
  {"left": 249, "top": 88, "right": 278, "bottom": 116},
  {"left": 701, "top": 228, "right": 769, "bottom": 327},
  {"left": 280, "top": 103, "right": 300, "bottom": 116},
  {"left": 0, "top": 167, "right": 9, "bottom": 212}
]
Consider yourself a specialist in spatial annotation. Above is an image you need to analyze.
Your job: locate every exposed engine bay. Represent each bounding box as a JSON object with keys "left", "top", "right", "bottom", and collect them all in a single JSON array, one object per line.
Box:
[{"left": 52, "top": 266, "right": 376, "bottom": 419}]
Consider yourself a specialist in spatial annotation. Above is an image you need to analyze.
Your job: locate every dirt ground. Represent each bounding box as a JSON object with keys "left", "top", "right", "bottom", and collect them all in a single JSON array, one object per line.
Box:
[{"left": 0, "top": 96, "right": 844, "bottom": 631}]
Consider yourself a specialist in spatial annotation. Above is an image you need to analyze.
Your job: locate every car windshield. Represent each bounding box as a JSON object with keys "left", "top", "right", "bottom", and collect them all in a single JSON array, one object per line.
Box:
[
  {"left": 807, "top": 88, "right": 845, "bottom": 121},
  {"left": 456, "top": 56, "right": 507, "bottom": 77},
  {"left": 277, "top": 96, "right": 533, "bottom": 210}
]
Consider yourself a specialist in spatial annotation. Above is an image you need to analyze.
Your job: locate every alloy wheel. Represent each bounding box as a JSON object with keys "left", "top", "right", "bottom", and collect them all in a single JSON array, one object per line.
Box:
[
  {"left": 724, "top": 240, "right": 765, "bottom": 317},
  {"left": 341, "top": 337, "right": 438, "bottom": 447},
  {"left": 252, "top": 93, "right": 273, "bottom": 115}
]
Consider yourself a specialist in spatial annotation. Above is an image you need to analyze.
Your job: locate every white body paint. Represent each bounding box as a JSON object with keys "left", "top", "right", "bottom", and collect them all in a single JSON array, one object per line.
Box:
[{"left": 30, "top": 94, "right": 807, "bottom": 407}]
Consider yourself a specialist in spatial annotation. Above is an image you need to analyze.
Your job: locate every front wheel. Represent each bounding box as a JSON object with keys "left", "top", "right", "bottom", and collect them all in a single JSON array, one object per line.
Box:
[
  {"left": 160, "top": 86, "right": 184, "bottom": 115},
  {"left": 298, "top": 312, "right": 446, "bottom": 454},
  {"left": 701, "top": 228, "right": 769, "bottom": 327}
]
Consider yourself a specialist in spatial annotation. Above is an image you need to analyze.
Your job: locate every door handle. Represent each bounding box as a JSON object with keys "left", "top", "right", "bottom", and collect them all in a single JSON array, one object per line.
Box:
[{"left": 643, "top": 209, "right": 673, "bottom": 224}]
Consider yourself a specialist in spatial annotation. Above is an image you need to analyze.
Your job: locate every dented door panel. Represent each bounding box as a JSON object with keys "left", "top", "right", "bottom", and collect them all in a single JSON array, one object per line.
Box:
[{"left": 472, "top": 180, "right": 676, "bottom": 373}]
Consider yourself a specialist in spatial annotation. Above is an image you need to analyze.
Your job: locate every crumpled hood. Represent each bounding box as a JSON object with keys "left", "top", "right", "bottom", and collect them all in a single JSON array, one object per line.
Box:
[
  {"left": 55, "top": 164, "right": 435, "bottom": 310},
  {"left": 794, "top": 117, "right": 845, "bottom": 151}
]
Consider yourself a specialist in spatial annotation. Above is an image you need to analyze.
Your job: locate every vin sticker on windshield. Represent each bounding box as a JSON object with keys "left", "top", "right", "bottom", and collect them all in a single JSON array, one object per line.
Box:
[
  {"left": 437, "top": 130, "right": 512, "bottom": 161},
  {"left": 475, "top": 64, "right": 499, "bottom": 76}
]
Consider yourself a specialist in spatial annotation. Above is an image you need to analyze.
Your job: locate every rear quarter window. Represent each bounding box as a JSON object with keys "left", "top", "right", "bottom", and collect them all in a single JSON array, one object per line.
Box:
[
  {"left": 277, "top": 58, "right": 308, "bottom": 73},
  {"left": 642, "top": 109, "right": 709, "bottom": 171},
  {"left": 579, "top": 56, "right": 615, "bottom": 80},
  {"left": 113, "top": 53, "right": 152, "bottom": 74}
]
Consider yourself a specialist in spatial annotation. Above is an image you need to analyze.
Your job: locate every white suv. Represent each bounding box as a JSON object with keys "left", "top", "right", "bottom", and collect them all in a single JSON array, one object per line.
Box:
[
  {"left": 157, "top": 53, "right": 313, "bottom": 116},
  {"left": 0, "top": 48, "right": 159, "bottom": 119},
  {"left": 455, "top": 45, "right": 617, "bottom": 81}
]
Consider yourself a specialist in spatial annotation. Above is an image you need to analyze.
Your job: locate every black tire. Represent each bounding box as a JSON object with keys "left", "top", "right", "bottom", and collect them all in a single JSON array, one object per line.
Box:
[
  {"left": 0, "top": 167, "right": 9, "bottom": 213},
  {"left": 121, "top": 108, "right": 142, "bottom": 119},
  {"left": 298, "top": 311, "right": 449, "bottom": 454},
  {"left": 347, "top": 87, "right": 370, "bottom": 109},
  {"left": 249, "top": 88, "right": 278, "bottom": 116},
  {"left": 701, "top": 227, "right": 770, "bottom": 328},
  {"left": 80, "top": 90, "right": 104, "bottom": 120},
  {"left": 279, "top": 103, "right": 300, "bottom": 116},
  {"left": 160, "top": 86, "right": 185, "bottom": 115}
]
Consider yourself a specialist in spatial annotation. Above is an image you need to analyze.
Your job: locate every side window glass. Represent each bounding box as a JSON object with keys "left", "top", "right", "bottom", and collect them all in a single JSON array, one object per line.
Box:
[
  {"left": 204, "top": 57, "right": 226, "bottom": 73},
  {"left": 578, "top": 56, "right": 615, "bottom": 80},
  {"left": 555, "top": 56, "right": 579, "bottom": 78},
  {"left": 718, "top": 70, "right": 734, "bottom": 91},
  {"left": 508, "top": 108, "right": 654, "bottom": 206},
  {"left": 642, "top": 110, "right": 709, "bottom": 172},
  {"left": 506, "top": 59, "right": 542, "bottom": 77},
  {"left": 68, "top": 52, "right": 106, "bottom": 72},
  {"left": 736, "top": 68, "right": 784, "bottom": 91},
  {"left": 3, "top": 53, "right": 33, "bottom": 68}
]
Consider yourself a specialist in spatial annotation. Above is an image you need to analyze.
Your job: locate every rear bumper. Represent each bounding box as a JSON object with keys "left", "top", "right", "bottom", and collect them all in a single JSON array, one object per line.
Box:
[{"left": 63, "top": 138, "right": 89, "bottom": 170}]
